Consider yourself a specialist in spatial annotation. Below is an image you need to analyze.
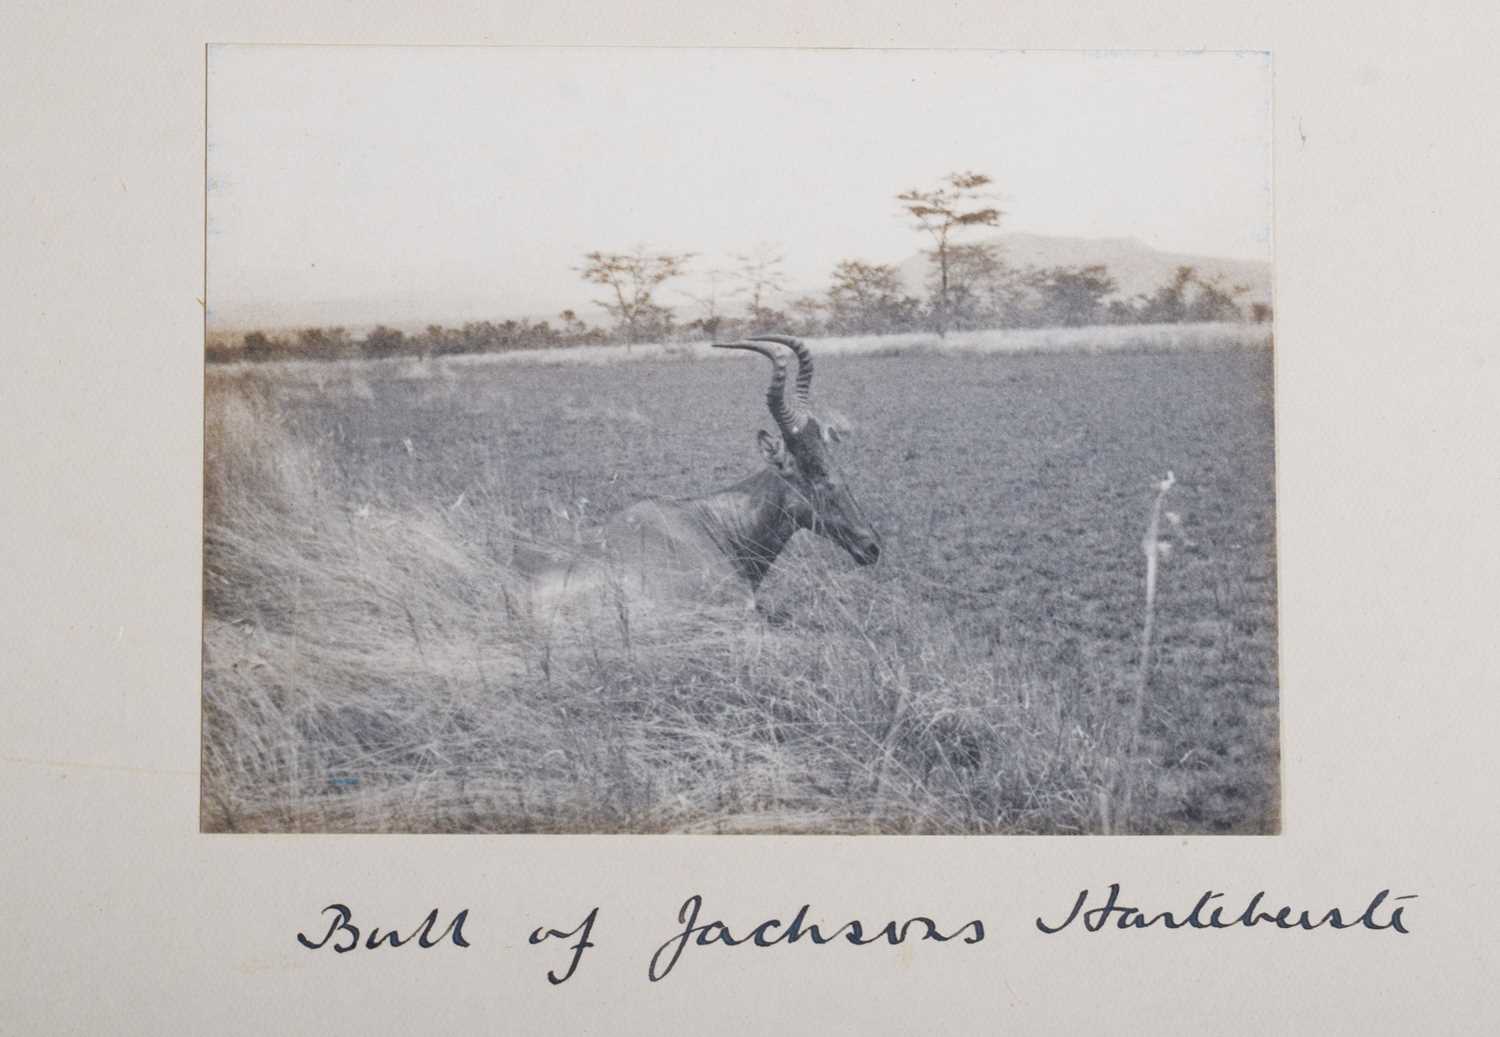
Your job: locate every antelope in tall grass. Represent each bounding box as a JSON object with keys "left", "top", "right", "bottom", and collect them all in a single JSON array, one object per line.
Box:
[{"left": 524, "top": 335, "right": 881, "bottom": 612}]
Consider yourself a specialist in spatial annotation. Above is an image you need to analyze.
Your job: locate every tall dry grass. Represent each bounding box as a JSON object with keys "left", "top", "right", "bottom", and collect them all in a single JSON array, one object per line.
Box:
[{"left": 203, "top": 368, "right": 1190, "bottom": 834}]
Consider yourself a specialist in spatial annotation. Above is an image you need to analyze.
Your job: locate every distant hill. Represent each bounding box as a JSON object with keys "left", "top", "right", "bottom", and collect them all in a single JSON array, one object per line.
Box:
[{"left": 895, "top": 233, "right": 1272, "bottom": 306}]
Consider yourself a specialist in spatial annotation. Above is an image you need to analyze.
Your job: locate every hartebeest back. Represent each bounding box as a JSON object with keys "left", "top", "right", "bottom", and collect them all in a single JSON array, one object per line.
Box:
[{"left": 526, "top": 335, "right": 881, "bottom": 610}]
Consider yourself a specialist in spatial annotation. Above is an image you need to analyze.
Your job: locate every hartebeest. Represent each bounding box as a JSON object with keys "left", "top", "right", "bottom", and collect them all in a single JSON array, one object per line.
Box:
[{"left": 525, "top": 335, "right": 881, "bottom": 611}]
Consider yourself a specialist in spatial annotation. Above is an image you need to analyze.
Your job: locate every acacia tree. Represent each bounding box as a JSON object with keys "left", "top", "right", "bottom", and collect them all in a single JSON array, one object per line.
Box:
[
  {"left": 785, "top": 295, "right": 826, "bottom": 337},
  {"left": 1186, "top": 274, "right": 1249, "bottom": 323},
  {"left": 362, "top": 325, "right": 406, "bottom": 358},
  {"left": 578, "top": 247, "right": 695, "bottom": 344},
  {"left": 732, "top": 242, "right": 787, "bottom": 329},
  {"left": 826, "top": 259, "right": 920, "bottom": 335},
  {"left": 930, "top": 241, "right": 1006, "bottom": 331},
  {"left": 1026, "top": 265, "right": 1118, "bottom": 327},
  {"left": 681, "top": 265, "right": 732, "bottom": 339},
  {"left": 896, "top": 171, "right": 1003, "bottom": 337},
  {"left": 295, "top": 325, "right": 354, "bottom": 359},
  {"left": 1133, "top": 265, "right": 1244, "bottom": 325},
  {"left": 1136, "top": 265, "right": 1196, "bottom": 324}
]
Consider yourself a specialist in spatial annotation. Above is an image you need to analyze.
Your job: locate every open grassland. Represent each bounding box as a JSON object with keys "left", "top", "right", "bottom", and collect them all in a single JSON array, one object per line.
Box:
[{"left": 203, "top": 326, "right": 1277, "bottom": 833}]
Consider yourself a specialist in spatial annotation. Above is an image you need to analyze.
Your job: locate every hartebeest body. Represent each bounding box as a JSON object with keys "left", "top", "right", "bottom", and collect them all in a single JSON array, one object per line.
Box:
[{"left": 525, "top": 335, "right": 881, "bottom": 611}]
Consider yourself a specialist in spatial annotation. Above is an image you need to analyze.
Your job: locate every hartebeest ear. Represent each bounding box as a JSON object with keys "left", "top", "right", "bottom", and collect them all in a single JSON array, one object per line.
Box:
[
  {"left": 757, "top": 429, "right": 795, "bottom": 473},
  {"left": 818, "top": 409, "right": 852, "bottom": 443}
]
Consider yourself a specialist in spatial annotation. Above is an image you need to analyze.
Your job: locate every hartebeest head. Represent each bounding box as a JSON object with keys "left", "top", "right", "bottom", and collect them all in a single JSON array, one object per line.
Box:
[{"left": 712, "top": 335, "right": 882, "bottom": 567}]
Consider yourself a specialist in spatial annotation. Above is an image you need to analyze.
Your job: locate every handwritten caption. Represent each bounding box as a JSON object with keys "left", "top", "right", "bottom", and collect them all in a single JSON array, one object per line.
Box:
[{"left": 295, "top": 885, "right": 1415, "bottom": 984}]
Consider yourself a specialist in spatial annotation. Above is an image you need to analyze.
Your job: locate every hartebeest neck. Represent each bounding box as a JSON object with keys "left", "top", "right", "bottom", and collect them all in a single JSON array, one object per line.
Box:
[{"left": 687, "top": 467, "right": 804, "bottom": 588}]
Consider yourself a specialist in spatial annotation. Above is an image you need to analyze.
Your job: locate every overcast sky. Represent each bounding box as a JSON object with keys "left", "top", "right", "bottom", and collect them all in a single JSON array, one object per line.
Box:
[{"left": 207, "top": 47, "right": 1271, "bottom": 329}]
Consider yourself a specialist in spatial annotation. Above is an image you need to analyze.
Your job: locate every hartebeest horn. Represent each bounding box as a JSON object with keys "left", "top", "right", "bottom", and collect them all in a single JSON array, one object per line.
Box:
[
  {"left": 749, "top": 335, "right": 814, "bottom": 403},
  {"left": 712, "top": 340, "right": 798, "bottom": 437}
]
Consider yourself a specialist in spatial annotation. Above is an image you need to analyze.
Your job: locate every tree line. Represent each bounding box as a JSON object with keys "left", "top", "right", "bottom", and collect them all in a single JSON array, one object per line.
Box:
[{"left": 209, "top": 171, "right": 1269, "bottom": 364}]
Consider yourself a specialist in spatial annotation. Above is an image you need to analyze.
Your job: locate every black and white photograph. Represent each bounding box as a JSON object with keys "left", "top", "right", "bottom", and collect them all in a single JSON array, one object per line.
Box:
[{"left": 202, "top": 46, "right": 1276, "bottom": 835}]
